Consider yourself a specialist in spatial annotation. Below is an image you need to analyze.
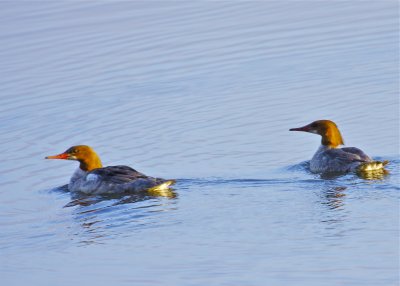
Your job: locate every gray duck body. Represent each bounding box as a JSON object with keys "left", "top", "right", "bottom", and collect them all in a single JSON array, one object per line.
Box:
[
  {"left": 310, "top": 145, "right": 372, "bottom": 173},
  {"left": 69, "top": 165, "right": 168, "bottom": 195}
]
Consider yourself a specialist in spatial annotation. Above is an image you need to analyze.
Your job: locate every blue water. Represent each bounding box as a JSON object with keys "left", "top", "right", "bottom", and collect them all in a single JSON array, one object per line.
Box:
[{"left": 0, "top": 2, "right": 399, "bottom": 285}]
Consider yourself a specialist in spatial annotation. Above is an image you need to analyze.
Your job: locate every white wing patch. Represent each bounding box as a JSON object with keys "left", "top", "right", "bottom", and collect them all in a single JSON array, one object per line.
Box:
[{"left": 86, "top": 173, "right": 99, "bottom": 182}]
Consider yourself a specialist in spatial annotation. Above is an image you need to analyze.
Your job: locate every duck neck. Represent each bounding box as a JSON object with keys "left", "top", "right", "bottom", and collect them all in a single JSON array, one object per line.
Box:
[
  {"left": 79, "top": 155, "right": 103, "bottom": 171},
  {"left": 321, "top": 127, "right": 344, "bottom": 148}
]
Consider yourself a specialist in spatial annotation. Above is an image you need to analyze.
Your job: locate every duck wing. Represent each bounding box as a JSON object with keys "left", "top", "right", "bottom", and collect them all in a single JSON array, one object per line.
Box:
[
  {"left": 340, "top": 147, "right": 372, "bottom": 161},
  {"left": 322, "top": 148, "right": 370, "bottom": 172},
  {"left": 88, "top": 165, "right": 149, "bottom": 184}
]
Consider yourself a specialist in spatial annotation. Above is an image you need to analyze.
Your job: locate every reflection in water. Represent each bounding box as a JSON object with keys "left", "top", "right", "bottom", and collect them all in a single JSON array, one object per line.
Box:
[
  {"left": 321, "top": 186, "right": 347, "bottom": 210},
  {"left": 290, "top": 160, "right": 394, "bottom": 239},
  {"left": 316, "top": 185, "right": 348, "bottom": 241},
  {"left": 59, "top": 187, "right": 178, "bottom": 245},
  {"left": 319, "top": 172, "right": 347, "bottom": 180},
  {"left": 357, "top": 169, "right": 389, "bottom": 180},
  {"left": 65, "top": 188, "right": 177, "bottom": 207}
]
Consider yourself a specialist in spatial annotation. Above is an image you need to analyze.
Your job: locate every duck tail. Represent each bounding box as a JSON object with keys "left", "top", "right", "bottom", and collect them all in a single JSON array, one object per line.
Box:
[
  {"left": 154, "top": 179, "right": 176, "bottom": 190},
  {"left": 147, "top": 179, "right": 176, "bottom": 197},
  {"left": 357, "top": 160, "right": 389, "bottom": 172}
]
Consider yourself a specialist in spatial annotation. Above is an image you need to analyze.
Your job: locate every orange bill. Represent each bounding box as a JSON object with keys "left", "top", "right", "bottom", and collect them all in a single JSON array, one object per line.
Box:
[{"left": 45, "top": 153, "right": 69, "bottom": 160}]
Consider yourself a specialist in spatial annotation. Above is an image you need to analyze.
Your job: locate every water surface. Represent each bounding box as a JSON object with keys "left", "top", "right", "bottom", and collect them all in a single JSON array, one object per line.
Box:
[{"left": 0, "top": 2, "right": 399, "bottom": 286}]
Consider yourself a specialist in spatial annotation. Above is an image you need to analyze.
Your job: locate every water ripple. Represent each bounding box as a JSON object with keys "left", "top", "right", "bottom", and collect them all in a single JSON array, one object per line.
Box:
[{"left": 0, "top": 2, "right": 398, "bottom": 285}]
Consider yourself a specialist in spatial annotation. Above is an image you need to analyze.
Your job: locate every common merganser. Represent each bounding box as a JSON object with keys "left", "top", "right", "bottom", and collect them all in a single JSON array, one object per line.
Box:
[
  {"left": 45, "top": 145, "right": 175, "bottom": 195},
  {"left": 289, "top": 120, "right": 388, "bottom": 173}
]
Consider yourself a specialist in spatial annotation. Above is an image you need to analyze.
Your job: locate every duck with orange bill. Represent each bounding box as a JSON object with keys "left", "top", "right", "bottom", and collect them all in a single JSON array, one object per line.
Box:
[
  {"left": 289, "top": 120, "right": 388, "bottom": 174},
  {"left": 46, "top": 145, "right": 175, "bottom": 195}
]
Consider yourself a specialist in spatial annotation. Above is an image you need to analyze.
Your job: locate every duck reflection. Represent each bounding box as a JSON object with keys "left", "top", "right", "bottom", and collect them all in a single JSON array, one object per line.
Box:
[
  {"left": 317, "top": 168, "right": 388, "bottom": 212},
  {"left": 320, "top": 186, "right": 347, "bottom": 210},
  {"left": 65, "top": 188, "right": 177, "bottom": 207},
  {"left": 315, "top": 185, "right": 348, "bottom": 241},
  {"left": 57, "top": 187, "right": 177, "bottom": 244},
  {"left": 319, "top": 169, "right": 389, "bottom": 181},
  {"left": 356, "top": 169, "right": 389, "bottom": 180}
]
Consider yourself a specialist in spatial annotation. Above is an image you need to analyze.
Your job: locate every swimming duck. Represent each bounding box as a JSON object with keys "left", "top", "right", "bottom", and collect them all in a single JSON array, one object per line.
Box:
[
  {"left": 289, "top": 120, "right": 388, "bottom": 173},
  {"left": 45, "top": 145, "right": 175, "bottom": 195}
]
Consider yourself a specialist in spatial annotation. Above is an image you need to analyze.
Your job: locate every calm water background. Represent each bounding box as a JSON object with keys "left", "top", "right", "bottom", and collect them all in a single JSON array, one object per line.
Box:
[{"left": 0, "top": 1, "right": 399, "bottom": 285}]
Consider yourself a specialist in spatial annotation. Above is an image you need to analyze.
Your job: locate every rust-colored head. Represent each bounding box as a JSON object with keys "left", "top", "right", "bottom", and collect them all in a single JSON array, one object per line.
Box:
[
  {"left": 45, "top": 145, "right": 103, "bottom": 171},
  {"left": 289, "top": 120, "right": 344, "bottom": 148}
]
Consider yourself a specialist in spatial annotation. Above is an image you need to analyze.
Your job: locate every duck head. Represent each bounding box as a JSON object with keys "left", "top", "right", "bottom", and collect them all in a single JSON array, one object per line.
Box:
[
  {"left": 45, "top": 145, "right": 103, "bottom": 171},
  {"left": 290, "top": 120, "right": 344, "bottom": 148}
]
